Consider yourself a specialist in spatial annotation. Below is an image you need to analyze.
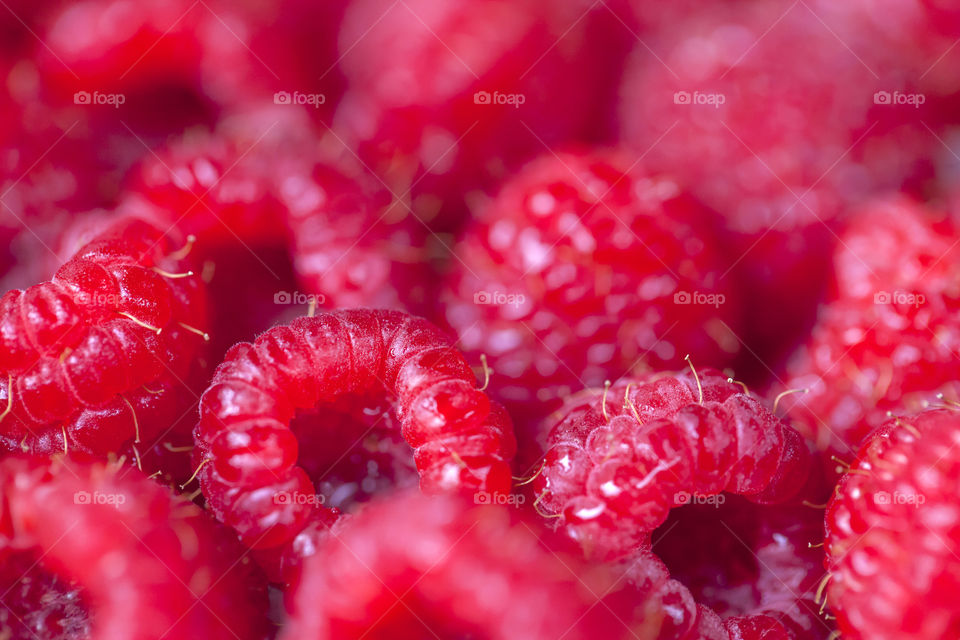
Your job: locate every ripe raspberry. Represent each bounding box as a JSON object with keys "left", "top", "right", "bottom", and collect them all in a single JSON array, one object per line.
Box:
[
  {"left": 618, "top": 2, "right": 938, "bottom": 371},
  {"left": 332, "top": 0, "right": 602, "bottom": 228},
  {"left": 36, "top": 0, "right": 251, "bottom": 135},
  {"left": 0, "top": 456, "right": 269, "bottom": 640},
  {"left": 278, "top": 156, "right": 432, "bottom": 316},
  {"left": 532, "top": 369, "right": 812, "bottom": 560},
  {"left": 825, "top": 409, "right": 960, "bottom": 639},
  {"left": 777, "top": 199, "right": 960, "bottom": 462},
  {"left": 654, "top": 497, "right": 829, "bottom": 638},
  {"left": 439, "top": 150, "right": 741, "bottom": 458},
  {"left": 281, "top": 491, "right": 698, "bottom": 640},
  {"left": 0, "top": 218, "right": 208, "bottom": 467},
  {"left": 194, "top": 309, "right": 516, "bottom": 559}
]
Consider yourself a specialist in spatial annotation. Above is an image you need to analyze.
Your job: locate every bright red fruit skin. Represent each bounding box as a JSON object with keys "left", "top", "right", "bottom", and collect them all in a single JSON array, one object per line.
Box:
[
  {"left": 281, "top": 491, "right": 703, "bottom": 640},
  {"left": 438, "top": 150, "right": 741, "bottom": 458},
  {"left": 0, "top": 218, "right": 208, "bottom": 462},
  {"left": 195, "top": 309, "right": 516, "bottom": 563},
  {"left": 332, "top": 0, "right": 605, "bottom": 229},
  {"left": 0, "top": 456, "right": 269, "bottom": 640},
  {"left": 533, "top": 369, "right": 812, "bottom": 561},
  {"left": 826, "top": 409, "right": 960, "bottom": 639},
  {"left": 778, "top": 199, "right": 960, "bottom": 463}
]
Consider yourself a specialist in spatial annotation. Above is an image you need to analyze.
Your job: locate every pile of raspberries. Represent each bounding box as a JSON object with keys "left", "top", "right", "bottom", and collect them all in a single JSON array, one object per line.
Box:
[{"left": 2, "top": 1, "right": 960, "bottom": 638}]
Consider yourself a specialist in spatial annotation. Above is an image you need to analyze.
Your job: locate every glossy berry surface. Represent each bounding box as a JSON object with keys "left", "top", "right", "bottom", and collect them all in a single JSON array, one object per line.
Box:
[
  {"left": 0, "top": 218, "right": 208, "bottom": 463},
  {"left": 439, "top": 150, "right": 741, "bottom": 454},
  {"left": 778, "top": 199, "right": 960, "bottom": 462},
  {"left": 532, "top": 369, "right": 812, "bottom": 560},
  {"left": 0, "top": 456, "right": 269, "bottom": 640},
  {"left": 825, "top": 409, "right": 960, "bottom": 640},
  {"left": 282, "top": 491, "right": 695, "bottom": 640},
  {"left": 195, "top": 308, "right": 516, "bottom": 558}
]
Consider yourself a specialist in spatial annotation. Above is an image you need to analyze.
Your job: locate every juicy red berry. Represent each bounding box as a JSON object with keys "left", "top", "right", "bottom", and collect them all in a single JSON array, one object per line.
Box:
[
  {"left": 0, "top": 456, "right": 269, "bottom": 640},
  {"left": 825, "top": 409, "right": 960, "bottom": 639},
  {"left": 438, "top": 150, "right": 741, "bottom": 456},
  {"left": 654, "top": 497, "right": 829, "bottom": 639},
  {"left": 332, "top": 0, "right": 601, "bottom": 228},
  {"left": 278, "top": 157, "right": 432, "bottom": 315},
  {"left": 0, "top": 218, "right": 208, "bottom": 462},
  {"left": 777, "top": 199, "right": 960, "bottom": 462},
  {"left": 618, "top": 2, "right": 939, "bottom": 372},
  {"left": 533, "top": 369, "right": 812, "bottom": 560},
  {"left": 194, "top": 309, "right": 516, "bottom": 559},
  {"left": 281, "top": 491, "right": 691, "bottom": 640}
]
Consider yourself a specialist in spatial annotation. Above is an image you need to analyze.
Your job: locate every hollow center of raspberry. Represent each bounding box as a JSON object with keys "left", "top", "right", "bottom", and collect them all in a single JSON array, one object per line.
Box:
[
  {"left": 651, "top": 495, "right": 764, "bottom": 617},
  {"left": 289, "top": 392, "right": 418, "bottom": 511},
  {"left": 0, "top": 548, "right": 90, "bottom": 639}
]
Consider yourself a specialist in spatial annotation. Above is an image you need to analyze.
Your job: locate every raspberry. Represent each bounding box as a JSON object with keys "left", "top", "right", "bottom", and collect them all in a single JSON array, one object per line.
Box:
[
  {"left": 532, "top": 370, "right": 812, "bottom": 560},
  {"left": 825, "top": 409, "right": 960, "bottom": 639},
  {"left": 0, "top": 218, "right": 208, "bottom": 465},
  {"left": 618, "top": 2, "right": 938, "bottom": 371},
  {"left": 280, "top": 491, "right": 694, "bottom": 640},
  {"left": 438, "top": 150, "right": 741, "bottom": 457},
  {"left": 332, "top": 0, "right": 602, "bottom": 229},
  {"left": 777, "top": 199, "right": 960, "bottom": 462},
  {"left": 653, "top": 497, "right": 828, "bottom": 638},
  {"left": 278, "top": 156, "right": 432, "bottom": 316},
  {"left": 36, "top": 0, "right": 250, "bottom": 135},
  {"left": 194, "top": 309, "right": 516, "bottom": 558},
  {"left": 0, "top": 456, "right": 269, "bottom": 640}
]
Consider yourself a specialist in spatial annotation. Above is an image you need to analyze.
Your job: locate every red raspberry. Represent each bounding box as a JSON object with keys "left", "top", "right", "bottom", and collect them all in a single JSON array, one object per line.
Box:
[
  {"left": 332, "top": 0, "right": 602, "bottom": 228},
  {"left": 825, "top": 409, "right": 960, "bottom": 639},
  {"left": 777, "top": 198, "right": 960, "bottom": 462},
  {"left": 654, "top": 497, "right": 829, "bottom": 638},
  {"left": 194, "top": 309, "right": 516, "bottom": 561},
  {"left": 281, "top": 491, "right": 698, "bottom": 640},
  {"left": 439, "top": 150, "right": 741, "bottom": 458},
  {"left": 279, "top": 157, "right": 432, "bottom": 316},
  {"left": 0, "top": 218, "right": 208, "bottom": 468},
  {"left": 36, "top": 0, "right": 251, "bottom": 134},
  {"left": 618, "top": 2, "right": 938, "bottom": 371},
  {"left": 0, "top": 456, "right": 269, "bottom": 640},
  {"left": 532, "top": 370, "right": 812, "bottom": 560}
]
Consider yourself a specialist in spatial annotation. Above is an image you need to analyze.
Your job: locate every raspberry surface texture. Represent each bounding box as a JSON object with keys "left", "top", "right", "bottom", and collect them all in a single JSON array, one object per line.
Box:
[
  {"left": 826, "top": 409, "right": 960, "bottom": 639},
  {"left": 439, "top": 150, "right": 741, "bottom": 455},
  {"left": 532, "top": 369, "right": 812, "bottom": 560},
  {"left": 195, "top": 308, "right": 516, "bottom": 557},
  {"left": 778, "top": 199, "right": 960, "bottom": 462},
  {"left": 0, "top": 456, "right": 269, "bottom": 640},
  {"left": 0, "top": 218, "right": 208, "bottom": 463}
]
